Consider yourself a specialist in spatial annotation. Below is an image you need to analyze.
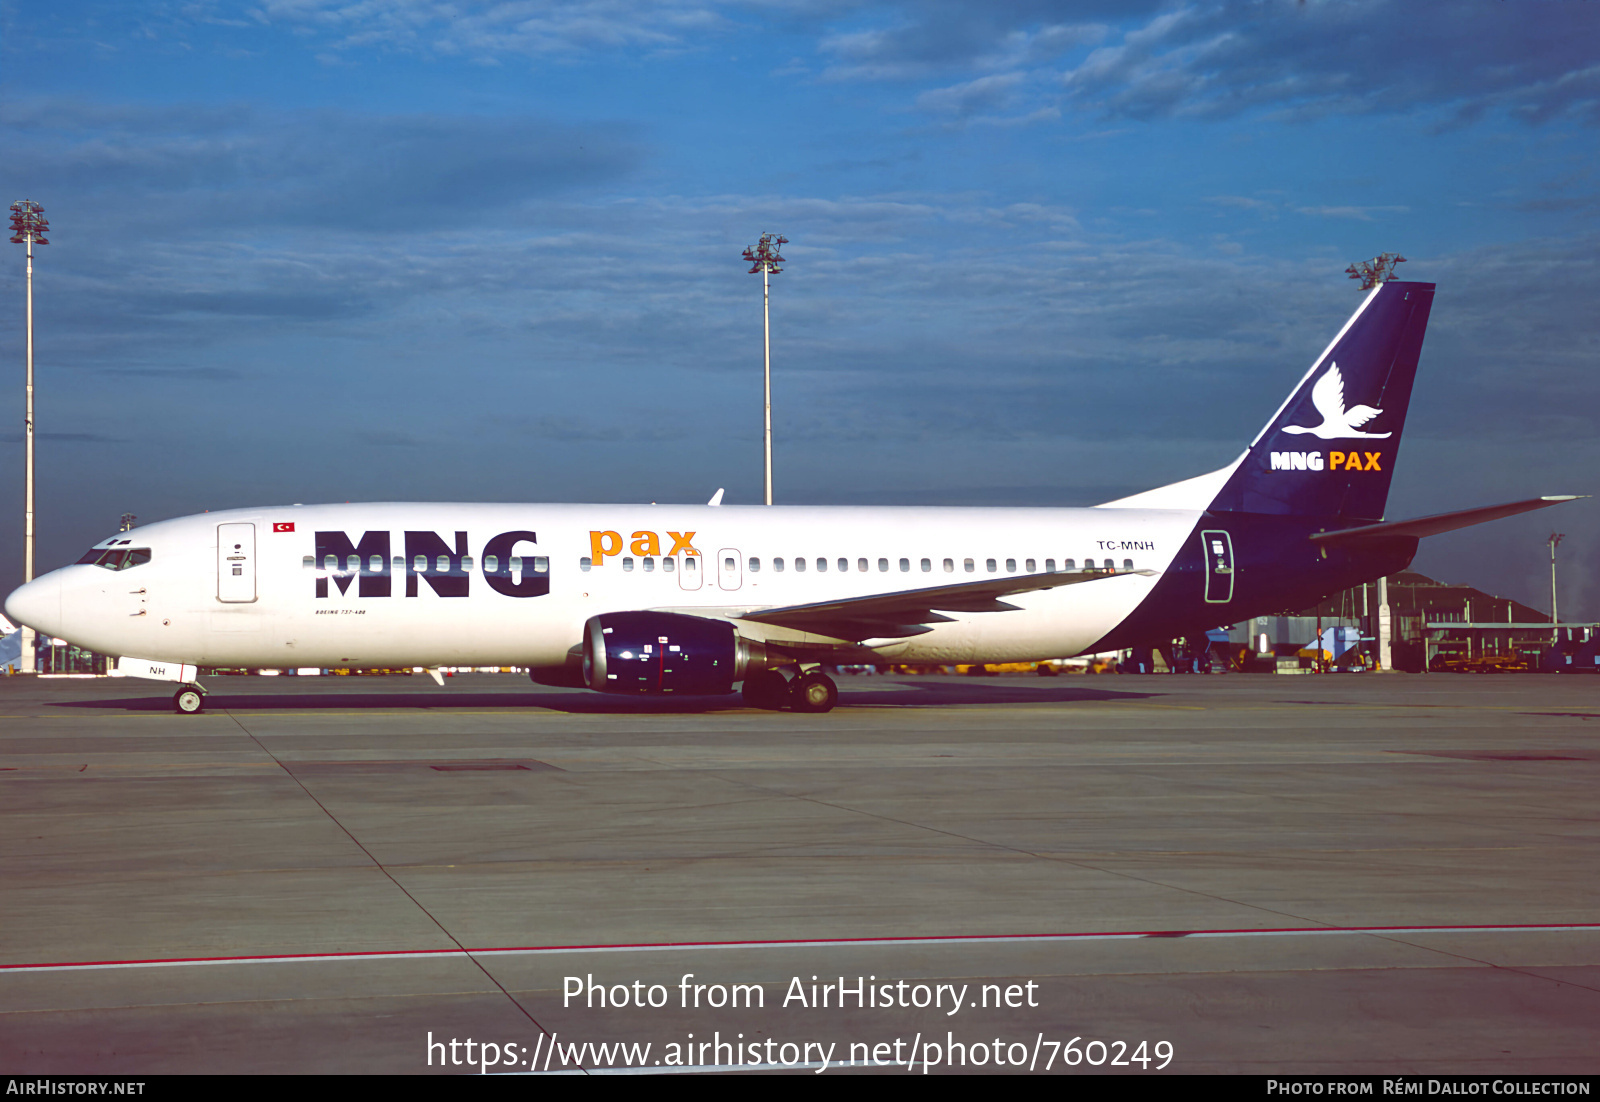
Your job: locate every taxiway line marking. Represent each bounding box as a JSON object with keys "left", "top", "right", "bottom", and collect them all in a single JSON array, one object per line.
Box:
[{"left": 5, "top": 922, "right": 1600, "bottom": 975}]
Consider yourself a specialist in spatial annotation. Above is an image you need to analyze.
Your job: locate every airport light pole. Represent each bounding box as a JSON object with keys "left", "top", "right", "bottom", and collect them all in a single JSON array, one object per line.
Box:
[
  {"left": 1549, "top": 532, "right": 1565, "bottom": 645},
  {"left": 1346, "top": 252, "right": 1407, "bottom": 289},
  {"left": 9, "top": 201, "right": 48, "bottom": 675},
  {"left": 743, "top": 232, "right": 787, "bottom": 506}
]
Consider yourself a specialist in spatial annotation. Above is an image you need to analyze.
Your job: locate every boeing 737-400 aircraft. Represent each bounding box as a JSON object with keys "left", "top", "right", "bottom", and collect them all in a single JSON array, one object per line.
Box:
[{"left": 4, "top": 280, "right": 1583, "bottom": 713}]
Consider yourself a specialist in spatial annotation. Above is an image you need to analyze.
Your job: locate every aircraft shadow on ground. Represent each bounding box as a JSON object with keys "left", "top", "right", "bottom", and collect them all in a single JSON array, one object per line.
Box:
[{"left": 53, "top": 679, "right": 1162, "bottom": 714}]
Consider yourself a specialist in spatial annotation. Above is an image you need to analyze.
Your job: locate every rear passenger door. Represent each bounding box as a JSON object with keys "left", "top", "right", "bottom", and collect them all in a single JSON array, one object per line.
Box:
[{"left": 1201, "top": 529, "right": 1234, "bottom": 604}]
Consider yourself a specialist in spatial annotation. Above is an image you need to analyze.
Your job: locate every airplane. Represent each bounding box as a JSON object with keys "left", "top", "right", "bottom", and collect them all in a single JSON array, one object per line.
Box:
[{"left": 3, "top": 279, "right": 1583, "bottom": 714}]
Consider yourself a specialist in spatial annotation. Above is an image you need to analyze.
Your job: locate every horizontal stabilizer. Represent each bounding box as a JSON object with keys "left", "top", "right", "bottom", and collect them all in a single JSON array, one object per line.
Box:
[
  {"left": 1308, "top": 495, "right": 1585, "bottom": 546},
  {"left": 741, "top": 567, "right": 1155, "bottom": 640}
]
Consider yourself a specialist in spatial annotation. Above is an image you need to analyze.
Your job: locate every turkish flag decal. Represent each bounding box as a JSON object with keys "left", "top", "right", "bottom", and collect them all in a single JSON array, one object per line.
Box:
[{"left": 273, "top": 522, "right": 295, "bottom": 533}]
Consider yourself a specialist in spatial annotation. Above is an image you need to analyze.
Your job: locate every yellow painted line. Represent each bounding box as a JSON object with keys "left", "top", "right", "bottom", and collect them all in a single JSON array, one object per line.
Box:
[{"left": 1113, "top": 702, "right": 1206, "bottom": 711}]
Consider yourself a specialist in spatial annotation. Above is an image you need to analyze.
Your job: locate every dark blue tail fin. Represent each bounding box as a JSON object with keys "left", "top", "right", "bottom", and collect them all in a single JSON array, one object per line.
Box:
[{"left": 1210, "top": 280, "right": 1434, "bottom": 521}]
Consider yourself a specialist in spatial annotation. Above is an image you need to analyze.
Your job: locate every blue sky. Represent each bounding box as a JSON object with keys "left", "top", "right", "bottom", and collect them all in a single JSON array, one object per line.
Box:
[{"left": 1, "top": 0, "right": 1597, "bottom": 618}]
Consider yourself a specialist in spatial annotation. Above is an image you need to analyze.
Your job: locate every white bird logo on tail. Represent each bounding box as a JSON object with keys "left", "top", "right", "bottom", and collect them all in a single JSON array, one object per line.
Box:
[{"left": 1282, "top": 362, "right": 1391, "bottom": 440}]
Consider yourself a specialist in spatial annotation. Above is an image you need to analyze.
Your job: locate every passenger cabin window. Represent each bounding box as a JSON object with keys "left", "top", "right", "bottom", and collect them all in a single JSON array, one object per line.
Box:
[
  {"left": 816, "top": 558, "right": 827, "bottom": 573},
  {"left": 838, "top": 558, "right": 849, "bottom": 573},
  {"left": 1045, "top": 558, "right": 1055, "bottom": 572},
  {"left": 643, "top": 557, "right": 655, "bottom": 572},
  {"left": 773, "top": 557, "right": 784, "bottom": 572},
  {"left": 622, "top": 557, "right": 635, "bottom": 571},
  {"left": 1063, "top": 558, "right": 1075, "bottom": 570},
  {"left": 580, "top": 556, "right": 593, "bottom": 571},
  {"left": 484, "top": 555, "right": 499, "bottom": 573},
  {"left": 749, "top": 557, "right": 760, "bottom": 572},
  {"left": 794, "top": 557, "right": 806, "bottom": 572},
  {"left": 683, "top": 557, "right": 697, "bottom": 574},
  {"left": 302, "top": 555, "right": 315, "bottom": 569},
  {"left": 1006, "top": 558, "right": 1017, "bottom": 572},
  {"left": 964, "top": 558, "right": 975, "bottom": 573},
  {"left": 921, "top": 558, "right": 932, "bottom": 572},
  {"left": 900, "top": 558, "right": 911, "bottom": 572},
  {"left": 663, "top": 557, "right": 675, "bottom": 573},
  {"left": 878, "top": 558, "right": 889, "bottom": 572},
  {"left": 858, "top": 558, "right": 869, "bottom": 573},
  {"left": 1025, "top": 558, "right": 1035, "bottom": 572},
  {"left": 986, "top": 558, "right": 997, "bottom": 573},
  {"left": 1123, "top": 558, "right": 1133, "bottom": 569},
  {"left": 943, "top": 558, "right": 954, "bottom": 572}
]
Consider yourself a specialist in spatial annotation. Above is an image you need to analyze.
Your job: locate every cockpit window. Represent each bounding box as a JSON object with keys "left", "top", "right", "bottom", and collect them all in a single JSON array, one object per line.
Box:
[{"left": 76, "top": 547, "right": 152, "bottom": 570}]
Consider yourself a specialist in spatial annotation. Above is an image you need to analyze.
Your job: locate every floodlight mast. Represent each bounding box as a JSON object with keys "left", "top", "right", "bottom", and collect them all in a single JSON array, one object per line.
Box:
[
  {"left": 743, "top": 232, "right": 787, "bottom": 506},
  {"left": 1548, "top": 532, "right": 1565, "bottom": 645},
  {"left": 9, "top": 200, "right": 48, "bottom": 675},
  {"left": 1346, "top": 252, "right": 1407, "bottom": 290}
]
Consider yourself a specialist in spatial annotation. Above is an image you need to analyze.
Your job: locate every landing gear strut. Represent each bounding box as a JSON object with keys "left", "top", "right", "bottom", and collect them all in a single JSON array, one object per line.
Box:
[{"left": 173, "top": 684, "right": 206, "bottom": 715}]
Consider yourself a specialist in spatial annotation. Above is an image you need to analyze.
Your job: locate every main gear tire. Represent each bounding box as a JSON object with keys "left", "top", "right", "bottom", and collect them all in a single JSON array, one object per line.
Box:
[
  {"left": 741, "top": 669, "right": 788, "bottom": 710},
  {"left": 789, "top": 671, "right": 838, "bottom": 714}
]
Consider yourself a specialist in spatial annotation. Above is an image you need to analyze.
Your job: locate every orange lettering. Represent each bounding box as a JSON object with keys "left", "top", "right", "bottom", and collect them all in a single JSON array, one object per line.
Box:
[
  {"left": 1364, "top": 451, "right": 1382, "bottom": 471},
  {"left": 666, "top": 531, "right": 699, "bottom": 556},
  {"left": 589, "top": 530, "right": 623, "bottom": 564},
  {"left": 1329, "top": 451, "right": 1346, "bottom": 470},
  {"left": 630, "top": 531, "right": 661, "bottom": 557}
]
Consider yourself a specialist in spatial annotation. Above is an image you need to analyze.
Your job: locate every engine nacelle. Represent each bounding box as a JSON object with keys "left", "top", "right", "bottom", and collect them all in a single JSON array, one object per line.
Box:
[{"left": 582, "top": 611, "right": 765, "bottom": 695}]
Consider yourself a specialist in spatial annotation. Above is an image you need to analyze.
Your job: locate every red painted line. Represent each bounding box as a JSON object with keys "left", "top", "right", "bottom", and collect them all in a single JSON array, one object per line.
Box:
[{"left": 4, "top": 922, "right": 1600, "bottom": 975}]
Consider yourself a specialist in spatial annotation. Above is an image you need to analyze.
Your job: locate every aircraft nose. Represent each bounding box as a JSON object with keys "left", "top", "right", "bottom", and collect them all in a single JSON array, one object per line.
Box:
[{"left": 4, "top": 572, "right": 63, "bottom": 638}]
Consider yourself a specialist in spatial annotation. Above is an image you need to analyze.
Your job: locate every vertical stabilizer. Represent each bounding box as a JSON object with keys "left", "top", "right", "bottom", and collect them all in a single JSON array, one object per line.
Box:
[{"left": 1209, "top": 280, "right": 1434, "bottom": 521}]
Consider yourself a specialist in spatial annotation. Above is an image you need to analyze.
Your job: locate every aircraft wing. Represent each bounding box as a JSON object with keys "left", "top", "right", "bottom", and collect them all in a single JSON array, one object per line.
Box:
[
  {"left": 1308, "top": 495, "right": 1585, "bottom": 546},
  {"left": 737, "top": 567, "right": 1156, "bottom": 641}
]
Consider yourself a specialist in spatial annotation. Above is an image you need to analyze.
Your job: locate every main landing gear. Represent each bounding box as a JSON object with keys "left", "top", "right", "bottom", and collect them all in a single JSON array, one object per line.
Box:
[
  {"left": 172, "top": 683, "right": 206, "bottom": 715},
  {"left": 741, "top": 667, "right": 838, "bottom": 714}
]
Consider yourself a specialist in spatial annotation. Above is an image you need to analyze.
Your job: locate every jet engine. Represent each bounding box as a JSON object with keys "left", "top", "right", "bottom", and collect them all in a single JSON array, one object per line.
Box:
[{"left": 582, "top": 611, "right": 767, "bottom": 695}]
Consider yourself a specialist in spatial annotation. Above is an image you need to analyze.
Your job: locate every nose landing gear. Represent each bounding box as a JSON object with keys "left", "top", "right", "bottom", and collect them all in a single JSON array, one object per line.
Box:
[{"left": 172, "top": 684, "right": 206, "bottom": 715}]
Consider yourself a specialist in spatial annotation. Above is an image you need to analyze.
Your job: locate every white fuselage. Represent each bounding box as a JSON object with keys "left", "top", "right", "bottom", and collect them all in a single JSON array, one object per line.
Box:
[{"left": 11, "top": 502, "right": 1203, "bottom": 670}]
